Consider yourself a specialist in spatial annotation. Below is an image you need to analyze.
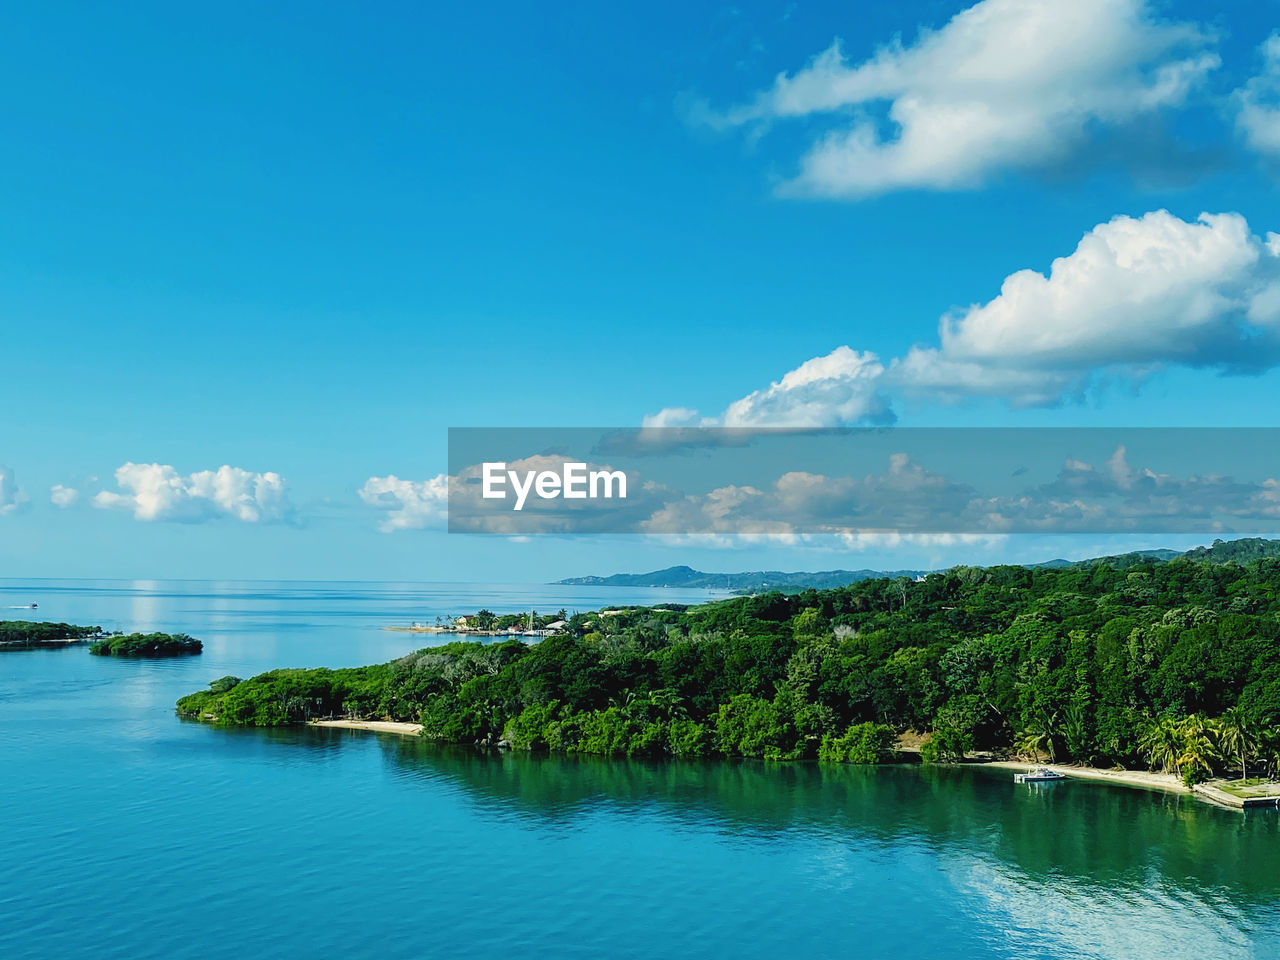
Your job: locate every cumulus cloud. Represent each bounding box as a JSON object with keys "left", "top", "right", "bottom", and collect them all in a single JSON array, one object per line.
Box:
[
  {"left": 359, "top": 474, "right": 449, "bottom": 532},
  {"left": 642, "top": 454, "right": 976, "bottom": 536},
  {"left": 0, "top": 466, "right": 28, "bottom": 516},
  {"left": 973, "top": 446, "right": 1280, "bottom": 532},
  {"left": 895, "top": 210, "right": 1280, "bottom": 405},
  {"left": 645, "top": 347, "right": 893, "bottom": 430},
  {"left": 363, "top": 455, "right": 677, "bottom": 535},
  {"left": 639, "top": 448, "right": 1280, "bottom": 537},
  {"left": 722, "top": 348, "right": 893, "bottom": 427},
  {"left": 650, "top": 210, "right": 1280, "bottom": 424},
  {"left": 705, "top": 0, "right": 1217, "bottom": 197},
  {"left": 93, "top": 463, "right": 293, "bottom": 523},
  {"left": 640, "top": 407, "right": 706, "bottom": 429},
  {"left": 1236, "top": 32, "right": 1280, "bottom": 159},
  {"left": 49, "top": 484, "right": 79, "bottom": 508}
]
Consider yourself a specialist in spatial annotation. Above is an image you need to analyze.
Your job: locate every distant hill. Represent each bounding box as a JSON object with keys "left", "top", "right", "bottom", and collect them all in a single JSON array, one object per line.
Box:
[
  {"left": 556, "top": 564, "right": 931, "bottom": 592},
  {"left": 1031, "top": 548, "right": 1182, "bottom": 569},
  {"left": 556, "top": 539, "right": 1280, "bottom": 592},
  {"left": 1182, "top": 537, "right": 1280, "bottom": 563}
]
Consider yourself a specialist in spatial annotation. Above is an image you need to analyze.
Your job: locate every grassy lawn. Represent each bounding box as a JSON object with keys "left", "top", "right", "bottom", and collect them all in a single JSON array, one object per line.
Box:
[{"left": 1210, "top": 778, "right": 1280, "bottom": 799}]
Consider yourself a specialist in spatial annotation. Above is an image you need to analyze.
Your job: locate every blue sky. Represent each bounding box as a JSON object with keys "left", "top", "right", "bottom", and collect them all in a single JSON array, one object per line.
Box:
[{"left": 4, "top": 0, "right": 1280, "bottom": 581}]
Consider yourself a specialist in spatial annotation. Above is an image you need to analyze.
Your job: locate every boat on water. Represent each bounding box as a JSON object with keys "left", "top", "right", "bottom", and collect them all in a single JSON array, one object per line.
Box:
[{"left": 1014, "top": 768, "right": 1067, "bottom": 783}]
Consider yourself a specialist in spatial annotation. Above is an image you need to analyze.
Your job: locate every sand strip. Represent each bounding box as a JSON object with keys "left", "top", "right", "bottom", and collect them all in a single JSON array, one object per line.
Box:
[{"left": 309, "top": 719, "right": 423, "bottom": 736}]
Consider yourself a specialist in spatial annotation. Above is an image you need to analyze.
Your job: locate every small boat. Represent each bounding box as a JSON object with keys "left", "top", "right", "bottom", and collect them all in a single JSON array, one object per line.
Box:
[{"left": 1014, "top": 768, "right": 1067, "bottom": 783}]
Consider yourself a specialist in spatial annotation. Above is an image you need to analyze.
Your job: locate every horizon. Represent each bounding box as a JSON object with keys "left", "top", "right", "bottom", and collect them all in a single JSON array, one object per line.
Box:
[{"left": 1, "top": 532, "right": 1272, "bottom": 587}]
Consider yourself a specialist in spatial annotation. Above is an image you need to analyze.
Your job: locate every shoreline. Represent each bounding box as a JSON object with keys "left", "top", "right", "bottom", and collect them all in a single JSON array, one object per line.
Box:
[
  {"left": 982, "top": 759, "right": 1189, "bottom": 795},
  {"left": 309, "top": 719, "right": 423, "bottom": 735},
  {"left": 298, "top": 726, "right": 1276, "bottom": 808}
]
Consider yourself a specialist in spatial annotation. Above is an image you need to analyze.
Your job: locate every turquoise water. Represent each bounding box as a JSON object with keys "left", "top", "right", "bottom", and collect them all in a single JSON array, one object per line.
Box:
[{"left": 2, "top": 580, "right": 1279, "bottom": 960}]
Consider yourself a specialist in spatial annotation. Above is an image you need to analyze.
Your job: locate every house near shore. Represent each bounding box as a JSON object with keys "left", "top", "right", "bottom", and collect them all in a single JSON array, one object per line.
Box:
[{"left": 527, "top": 620, "right": 568, "bottom": 638}]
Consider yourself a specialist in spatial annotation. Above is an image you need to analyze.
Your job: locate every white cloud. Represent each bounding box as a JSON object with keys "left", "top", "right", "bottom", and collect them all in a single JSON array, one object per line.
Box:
[
  {"left": 652, "top": 209, "right": 1280, "bottom": 424},
  {"left": 93, "top": 463, "right": 292, "bottom": 523},
  {"left": 645, "top": 346, "right": 892, "bottom": 430},
  {"left": 722, "top": 347, "right": 891, "bottom": 426},
  {"left": 640, "top": 407, "right": 706, "bottom": 429},
  {"left": 709, "top": 0, "right": 1217, "bottom": 196},
  {"left": 359, "top": 474, "right": 449, "bottom": 532},
  {"left": 0, "top": 466, "right": 28, "bottom": 515},
  {"left": 50, "top": 484, "right": 79, "bottom": 508},
  {"left": 895, "top": 210, "right": 1280, "bottom": 405},
  {"left": 639, "top": 447, "right": 1280, "bottom": 538},
  {"left": 1236, "top": 32, "right": 1280, "bottom": 159},
  {"left": 642, "top": 454, "right": 975, "bottom": 536}
]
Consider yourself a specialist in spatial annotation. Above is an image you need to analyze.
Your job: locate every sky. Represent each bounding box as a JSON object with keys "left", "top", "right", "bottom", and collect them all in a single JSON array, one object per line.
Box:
[{"left": 4, "top": 0, "right": 1280, "bottom": 582}]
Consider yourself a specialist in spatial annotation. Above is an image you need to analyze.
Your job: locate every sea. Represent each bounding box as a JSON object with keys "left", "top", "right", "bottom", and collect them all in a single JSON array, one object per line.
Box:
[{"left": 1, "top": 578, "right": 1278, "bottom": 960}]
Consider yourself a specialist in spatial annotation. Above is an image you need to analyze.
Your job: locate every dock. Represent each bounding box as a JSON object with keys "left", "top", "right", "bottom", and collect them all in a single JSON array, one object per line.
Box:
[{"left": 1193, "top": 783, "right": 1280, "bottom": 809}]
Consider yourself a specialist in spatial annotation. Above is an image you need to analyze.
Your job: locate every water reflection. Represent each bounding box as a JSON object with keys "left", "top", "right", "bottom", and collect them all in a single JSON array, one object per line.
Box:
[{"left": 345, "top": 735, "right": 1280, "bottom": 908}]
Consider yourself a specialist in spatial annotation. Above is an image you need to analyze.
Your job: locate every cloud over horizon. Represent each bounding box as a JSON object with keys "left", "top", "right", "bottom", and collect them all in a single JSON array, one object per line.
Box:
[
  {"left": 639, "top": 447, "right": 1280, "bottom": 537},
  {"left": 93, "top": 463, "right": 294, "bottom": 523},
  {"left": 359, "top": 474, "right": 450, "bottom": 532}
]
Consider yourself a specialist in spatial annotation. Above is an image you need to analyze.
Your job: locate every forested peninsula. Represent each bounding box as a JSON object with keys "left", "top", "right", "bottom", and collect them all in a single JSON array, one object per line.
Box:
[
  {"left": 0, "top": 621, "right": 102, "bottom": 650},
  {"left": 178, "top": 556, "right": 1280, "bottom": 783}
]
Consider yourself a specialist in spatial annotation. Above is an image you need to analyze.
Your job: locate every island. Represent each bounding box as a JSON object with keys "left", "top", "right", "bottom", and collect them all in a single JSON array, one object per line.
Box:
[
  {"left": 0, "top": 620, "right": 103, "bottom": 651},
  {"left": 91, "top": 632, "right": 203, "bottom": 657},
  {"left": 179, "top": 550, "right": 1280, "bottom": 806}
]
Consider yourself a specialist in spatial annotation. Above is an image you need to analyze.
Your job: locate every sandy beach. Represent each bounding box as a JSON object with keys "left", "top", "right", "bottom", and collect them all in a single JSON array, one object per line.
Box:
[
  {"left": 984, "top": 760, "right": 1188, "bottom": 795},
  {"left": 309, "top": 719, "right": 424, "bottom": 736}
]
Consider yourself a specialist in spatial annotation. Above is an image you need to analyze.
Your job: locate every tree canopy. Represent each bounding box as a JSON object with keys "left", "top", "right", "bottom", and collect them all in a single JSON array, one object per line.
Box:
[{"left": 178, "top": 556, "right": 1280, "bottom": 771}]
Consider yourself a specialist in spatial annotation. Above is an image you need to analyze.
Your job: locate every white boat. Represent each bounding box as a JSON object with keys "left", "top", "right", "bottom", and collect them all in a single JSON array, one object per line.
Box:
[{"left": 1014, "top": 768, "right": 1067, "bottom": 783}]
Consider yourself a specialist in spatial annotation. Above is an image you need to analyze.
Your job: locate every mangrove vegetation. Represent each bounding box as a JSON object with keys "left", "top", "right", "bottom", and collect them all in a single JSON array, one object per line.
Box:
[{"left": 91, "top": 632, "right": 203, "bottom": 657}]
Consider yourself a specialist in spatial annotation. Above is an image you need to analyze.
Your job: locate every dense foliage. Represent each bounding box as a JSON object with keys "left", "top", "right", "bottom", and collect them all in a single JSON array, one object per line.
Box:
[
  {"left": 91, "top": 632, "right": 203, "bottom": 657},
  {"left": 0, "top": 621, "right": 101, "bottom": 649},
  {"left": 178, "top": 556, "right": 1280, "bottom": 771}
]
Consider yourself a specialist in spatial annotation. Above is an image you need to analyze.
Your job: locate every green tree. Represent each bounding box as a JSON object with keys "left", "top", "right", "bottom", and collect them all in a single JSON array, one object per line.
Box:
[
  {"left": 1138, "top": 716, "right": 1182, "bottom": 777},
  {"left": 1218, "top": 706, "right": 1256, "bottom": 782},
  {"left": 1177, "top": 714, "right": 1221, "bottom": 784}
]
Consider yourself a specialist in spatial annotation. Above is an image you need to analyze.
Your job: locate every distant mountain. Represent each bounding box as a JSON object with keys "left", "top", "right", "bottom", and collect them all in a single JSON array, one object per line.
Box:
[
  {"left": 556, "top": 539, "right": 1280, "bottom": 592},
  {"left": 556, "top": 564, "right": 930, "bottom": 592},
  {"left": 1031, "top": 548, "right": 1182, "bottom": 569}
]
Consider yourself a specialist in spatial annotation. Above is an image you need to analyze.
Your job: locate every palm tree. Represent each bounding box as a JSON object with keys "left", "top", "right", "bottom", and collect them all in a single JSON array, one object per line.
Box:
[
  {"left": 1257, "top": 724, "right": 1280, "bottom": 781},
  {"left": 1138, "top": 716, "right": 1182, "bottom": 778},
  {"left": 1018, "top": 709, "right": 1060, "bottom": 762},
  {"left": 1015, "top": 729, "right": 1048, "bottom": 763},
  {"left": 1177, "top": 714, "right": 1221, "bottom": 781},
  {"left": 1218, "top": 706, "right": 1256, "bottom": 782}
]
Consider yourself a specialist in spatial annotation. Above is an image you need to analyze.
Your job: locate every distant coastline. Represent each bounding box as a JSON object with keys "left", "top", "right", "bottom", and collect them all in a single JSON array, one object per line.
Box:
[{"left": 557, "top": 538, "right": 1280, "bottom": 592}]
